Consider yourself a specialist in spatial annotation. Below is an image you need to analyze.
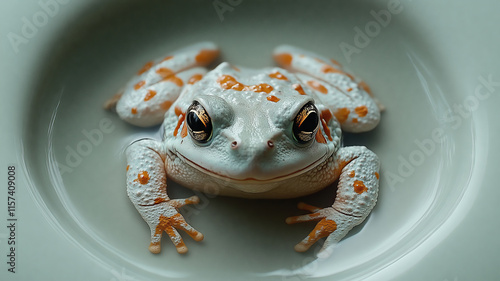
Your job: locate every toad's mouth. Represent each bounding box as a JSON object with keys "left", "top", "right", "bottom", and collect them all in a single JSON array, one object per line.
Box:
[{"left": 175, "top": 151, "right": 329, "bottom": 184}]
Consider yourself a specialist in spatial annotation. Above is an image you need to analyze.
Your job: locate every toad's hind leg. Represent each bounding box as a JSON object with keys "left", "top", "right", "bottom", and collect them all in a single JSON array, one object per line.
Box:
[
  {"left": 286, "top": 146, "right": 379, "bottom": 255},
  {"left": 126, "top": 139, "right": 203, "bottom": 254},
  {"left": 273, "top": 45, "right": 381, "bottom": 133},
  {"left": 104, "top": 42, "right": 219, "bottom": 127}
]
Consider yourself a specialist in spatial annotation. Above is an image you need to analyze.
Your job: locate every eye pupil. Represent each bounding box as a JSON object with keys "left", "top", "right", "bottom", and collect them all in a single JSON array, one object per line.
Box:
[
  {"left": 299, "top": 112, "right": 319, "bottom": 132},
  {"left": 187, "top": 112, "right": 205, "bottom": 131},
  {"left": 293, "top": 102, "right": 319, "bottom": 144},
  {"left": 186, "top": 101, "right": 212, "bottom": 143}
]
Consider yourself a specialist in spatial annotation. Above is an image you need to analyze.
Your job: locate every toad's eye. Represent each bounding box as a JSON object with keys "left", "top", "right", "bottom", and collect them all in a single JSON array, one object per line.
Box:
[
  {"left": 292, "top": 102, "right": 319, "bottom": 144},
  {"left": 186, "top": 101, "right": 213, "bottom": 143}
]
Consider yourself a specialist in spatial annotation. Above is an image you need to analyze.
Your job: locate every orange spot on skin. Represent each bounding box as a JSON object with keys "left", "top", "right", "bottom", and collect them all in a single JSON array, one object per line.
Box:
[
  {"left": 347, "top": 88, "right": 353, "bottom": 92},
  {"left": 267, "top": 95, "right": 280, "bottom": 102},
  {"left": 217, "top": 75, "right": 244, "bottom": 91},
  {"left": 346, "top": 73, "right": 355, "bottom": 81},
  {"left": 174, "top": 113, "right": 185, "bottom": 137},
  {"left": 134, "top": 80, "right": 145, "bottom": 90},
  {"left": 174, "top": 106, "right": 183, "bottom": 116},
  {"left": 320, "top": 110, "right": 333, "bottom": 141},
  {"left": 217, "top": 75, "right": 274, "bottom": 94},
  {"left": 269, "top": 71, "right": 288, "bottom": 80},
  {"left": 317, "top": 218, "right": 337, "bottom": 234},
  {"left": 174, "top": 106, "right": 188, "bottom": 138},
  {"left": 164, "top": 75, "right": 184, "bottom": 87},
  {"left": 321, "top": 109, "right": 333, "bottom": 122},
  {"left": 160, "top": 100, "right": 173, "bottom": 110},
  {"left": 224, "top": 78, "right": 244, "bottom": 91},
  {"left": 154, "top": 197, "right": 167, "bottom": 204},
  {"left": 188, "top": 74, "right": 203, "bottom": 84},
  {"left": 131, "top": 107, "right": 138, "bottom": 114},
  {"left": 352, "top": 118, "right": 358, "bottom": 123},
  {"left": 149, "top": 241, "right": 160, "bottom": 252},
  {"left": 154, "top": 214, "right": 186, "bottom": 248},
  {"left": 137, "top": 61, "right": 153, "bottom": 75},
  {"left": 126, "top": 165, "right": 130, "bottom": 171},
  {"left": 308, "top": 218, "right": 337, "bottom": 242},
  {"left": 349, "top": 171, "right": 355, "bottom": 178},
  {"left": 307, "top": 80, "right": 328, "bottom": 94},
  {"left": 320, "top": 119, "right": 331, "bottom": 141},
  {"left": 144, "top": 90, "right": 157, "bottom": 101},
  {"left": 330, "top": 58, "right": 341, "bottom": 66},
  {"left": 156, "top": 67, "right": 175, "bottom": 79},
  {"left": 195, "top": 49, "right": 219, "bottom": 65},
  {"left": 247, "top": 84, "right": 274, "bottom": 94},
  {"left": 355, "top": 105, "right": 368, "bottom": 117},
  {"left": 332, "top": 160, "right": 350, "bottom": 179},
  {"left": 314, "top": 58, "right": 327, "bottom": 64},
  {"left": 274, "top": 53, "right": 293, "bottom": 66},
  {"left": 134, "top": 171, "right": 150, "bottom": 185},
  {"left": 161, "top": 55, "right": 173, "bottom": 62},
  {"left": 334, "top": 108, "right": 350, "bottom": 124},
  {"left": 293, "top": 83, "right": 307, "bottom": 95},
  {"left": 315, "top": 128, "right": 327, "bottom": 144},
  {"left": 375, "top": 172, "right": 380, "bottom": 179},
  {"left": 322, "top": 65, "right": 343, "bottom": 74},
  {"left": 181, "top": 121, "right": 188, "bottom": 138},
  {"left": 354, "top": 180, "right": 368, "bottom": 194},
  {"left": 358, "top": 81, "right": 373, "bottom": 97}
]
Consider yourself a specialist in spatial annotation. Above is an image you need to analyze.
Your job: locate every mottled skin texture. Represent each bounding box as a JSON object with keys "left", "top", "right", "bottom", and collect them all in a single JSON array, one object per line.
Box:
[{"left": 105, "top": 42, "right": 381, "bottom": 255}]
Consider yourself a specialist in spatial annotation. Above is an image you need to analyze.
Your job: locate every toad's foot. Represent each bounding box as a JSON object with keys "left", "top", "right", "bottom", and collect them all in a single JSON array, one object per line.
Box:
[
  {"left": 286, "top": 146, "right": 379, "bottom": 256},
  {"left": 144, "top": 195, "right": 204, "bottom": 254},
  {"left": 126, "top": 139, "right": 204, "bottom": 254},
  {"left": 286, "top": 202, "right": 364, "bottom": 256}
]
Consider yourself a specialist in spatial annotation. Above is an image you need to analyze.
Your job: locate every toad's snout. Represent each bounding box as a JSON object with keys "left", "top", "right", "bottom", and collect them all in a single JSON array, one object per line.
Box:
[
  {"left": 220, "top": 130, "right": 285, "bottom": 180},
  {"left": 230, "top": 138, "right": 275, "bottom": 153}
]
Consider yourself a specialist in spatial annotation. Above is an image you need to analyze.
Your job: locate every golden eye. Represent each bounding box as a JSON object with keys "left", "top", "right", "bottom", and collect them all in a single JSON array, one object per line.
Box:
[
  {"left": 292, "top": 102, "right": 319, "bottom": 144},
  {"left": 186, "top": 101, "right": 212, "bottom": 143}
]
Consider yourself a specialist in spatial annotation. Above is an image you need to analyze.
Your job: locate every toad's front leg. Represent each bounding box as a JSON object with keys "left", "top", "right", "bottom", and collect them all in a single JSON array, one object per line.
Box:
[
  {"left": 287, "top": 146, "right": 379, "bottom": 256},
  {"left": 126, "top": 139, "right": 203, "bottom": 254}
]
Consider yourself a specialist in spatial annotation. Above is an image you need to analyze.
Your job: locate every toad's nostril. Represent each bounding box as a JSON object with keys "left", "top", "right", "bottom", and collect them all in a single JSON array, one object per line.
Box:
[
  {"left": 231, "top": 141, "right": 238, "bottom": 148},
  {"left": 267, "top": 140, "right": 274, "bottom": 148}
]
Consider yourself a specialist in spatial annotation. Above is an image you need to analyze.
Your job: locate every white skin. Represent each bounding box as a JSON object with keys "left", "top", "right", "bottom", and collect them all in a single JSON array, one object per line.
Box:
[{"left": 105, "top": 42, "right": 381, "bottom": 255}]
